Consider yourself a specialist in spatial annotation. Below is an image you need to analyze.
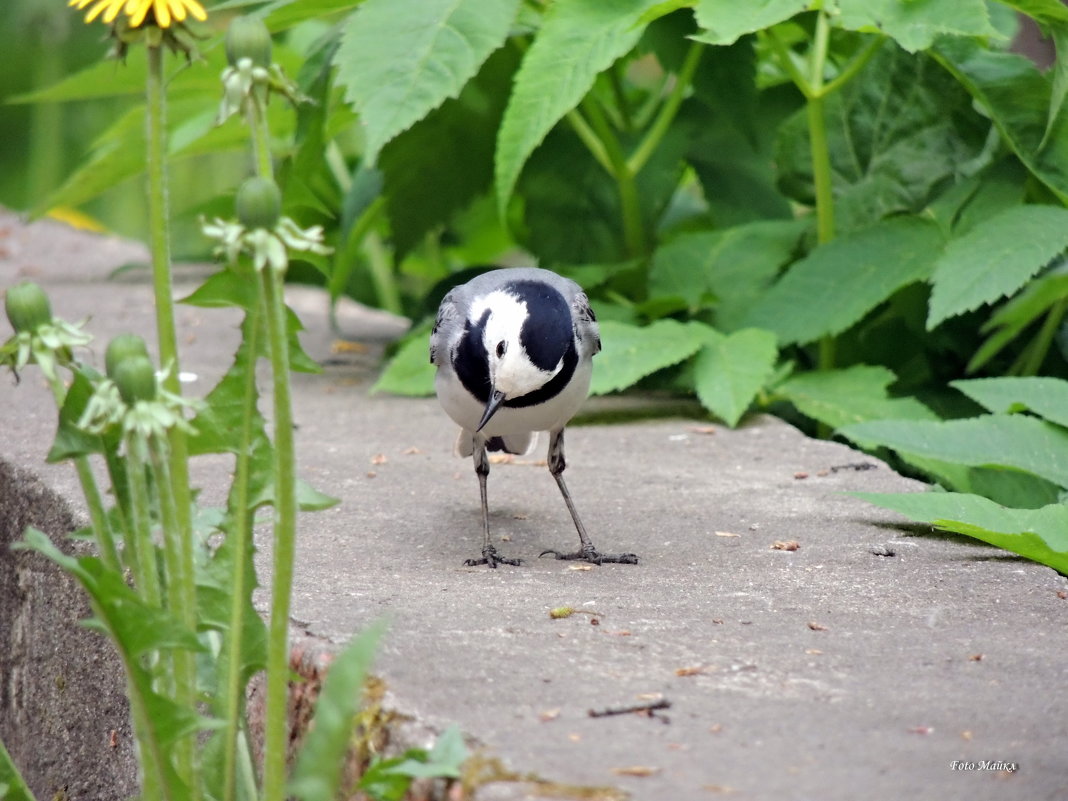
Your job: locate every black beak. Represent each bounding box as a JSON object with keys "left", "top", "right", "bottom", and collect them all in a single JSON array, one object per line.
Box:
[{"left": 477, "top": 388, "right": 506, "bottom": 432}]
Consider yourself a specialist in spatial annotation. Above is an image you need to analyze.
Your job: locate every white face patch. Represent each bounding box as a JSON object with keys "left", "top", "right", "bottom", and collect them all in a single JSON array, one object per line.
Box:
[{"left": 472, "top": 289, "right": 562, "bottom": 399}]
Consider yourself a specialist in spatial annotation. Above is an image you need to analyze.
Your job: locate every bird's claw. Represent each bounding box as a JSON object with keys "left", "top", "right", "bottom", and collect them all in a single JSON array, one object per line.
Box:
[
  {"left": 464, "top": 545, "right": 522, "bottom": 569},
  {"left": 539, "top": 546, "right": 639, "bottom": 565}
]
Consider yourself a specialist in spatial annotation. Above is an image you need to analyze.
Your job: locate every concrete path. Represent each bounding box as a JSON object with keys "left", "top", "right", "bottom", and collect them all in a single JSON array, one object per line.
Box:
[{"left": 2, "top": 210, "right": 1067, "bottom": 801}]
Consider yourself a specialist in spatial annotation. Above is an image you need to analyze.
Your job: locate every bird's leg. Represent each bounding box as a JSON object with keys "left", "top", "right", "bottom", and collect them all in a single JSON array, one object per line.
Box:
[
  {"left": 540, "top": 428, "right": 639, "bottom": 565},
  {"left": 463, "top": 438, "right": 522, "bottom": 568}
]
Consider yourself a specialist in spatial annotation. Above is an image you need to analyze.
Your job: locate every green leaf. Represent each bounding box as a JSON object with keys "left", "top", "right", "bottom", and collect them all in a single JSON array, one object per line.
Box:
[
  {"left": 495, "top": 0, "right": 661, "bottom": 213},
  {"left": 777, "top": 365, "right": 937, "bottom": 430},
  {"left": 692, "top": 0, "right": 811, "bottom": 46},
  {"left": 927, "top": 204, "right": 1068, "bottom": 328},
  {"left": 0, "top": 740, "right": 36, "bottom": 801},
  {"left": 335, "top": 0, "right": 519, "bottom": 163},
  {"left": 289, "top": 623, "right": 387, "bottom": 801},
  {"left": 968, "top": 271, "right": 1068, "bottom": 372},
  {"left": 297, "top": 479, "right": 341, "bottom": 512},
  {"left": 379, "top": 45, "right": 519, "bottom": 257},
  {"left": 951, "top": 376, "right": 1068, "bottom": 428},
  {"left": 590, "top": 319, "right": 710, "bottom": 395},
  {"left": 854, "top": 491, "right": 1068, "bottom": 574},
  {"left": 383, "top": 725, "right": 467, "bottom": 780},
  {"left": 372, "top": 329, "right": 436, "bottom": 397},
  {"left": 834, "top": 0, "right": 1000, "bottom": 53},
  {"left": 933, "top": 38, "right": 1068, "bottom": 203},
  {"left": 649, "top": 219, "right": 807, "bottom": 326},
  {"left": 776, "top": 43, "right": 988, "bottom": 233},
  {"left": 741, "top": 217, "right": 944, "bottom": 345},
  {"left": 693, "top": 328, "right": 777, "bottom": 426},
  {"left": 840, "top": 414, "right": 1068, "bottom": 488},
  {"left": 262, "top": 0, "right": 365, "bottom": 30}
]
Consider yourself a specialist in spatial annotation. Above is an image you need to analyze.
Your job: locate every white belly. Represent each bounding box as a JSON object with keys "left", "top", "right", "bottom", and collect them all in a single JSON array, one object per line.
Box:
[{"left": 435, "top": 360, "right": 592, "bottom": 436}]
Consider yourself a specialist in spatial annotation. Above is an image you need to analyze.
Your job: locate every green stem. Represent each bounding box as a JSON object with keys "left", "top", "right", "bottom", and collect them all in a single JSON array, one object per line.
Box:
[
  {"left": 261, "top": 266, "right": 300, "bottom": 801},
  {"left": 248, "top": 86, "right": 274, "bottom": 179},
  {"left": 626, "top": 41, "right": 702, "bottom": 176},
  {"left": 364, "top": 231, "right": 403, "bottom": 315},
  {"left": 818, "top": 35, "right": 883, "bottom": 98},
  {"left": 45, "top": 373, "right": 121, "bottom": 572},
  {"left": 221, "top": 312, "right": 261, "bottom": 801},
  {"left": 148, "top": 437, "right": 198, "bottom": 793},
  {"left": 124, "top": 434, "right": 162, "bottom": 610},
  {"left": 608, "top": 62, "right": 633, "bottom": 131},
  {"left": 581, "top": 97, "right": 647, "bottom": 257},
  {"left": 565, "top": 108, "right": 614, "bottom": 174},
  {"left": 1019, "top": 296, "right": 1068, "bottom": 376},
  {"left": 145, "top": 43, "right": 200, "bottom": 797}
]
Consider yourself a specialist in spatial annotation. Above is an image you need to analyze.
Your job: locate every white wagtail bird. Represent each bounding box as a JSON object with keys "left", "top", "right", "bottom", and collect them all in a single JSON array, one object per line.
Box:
[{"left": 430, "top": 266, "right": 639, "bottom": 568}]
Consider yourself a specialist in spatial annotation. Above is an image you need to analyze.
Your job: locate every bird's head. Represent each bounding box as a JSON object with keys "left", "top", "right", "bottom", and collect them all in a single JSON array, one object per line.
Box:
[{"left": 468, "top": 281, "right": 572, "bottom": 430}]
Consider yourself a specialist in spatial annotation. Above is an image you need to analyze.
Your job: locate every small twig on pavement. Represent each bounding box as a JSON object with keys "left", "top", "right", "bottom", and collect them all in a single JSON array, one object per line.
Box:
[{"left": 588, "top": 699, "right": 672, "bottom": 722}]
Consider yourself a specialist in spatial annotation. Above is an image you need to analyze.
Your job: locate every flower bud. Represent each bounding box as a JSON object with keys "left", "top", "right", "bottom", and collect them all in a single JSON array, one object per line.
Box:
[
  {"left": 225, "top": 16, "right": 272, "bottom": 68},
  {"left": 105, "top": 334, "right": 151, "bottom": 380},
  {"left": 112, "top": 355, "right": 158, "bottom": 405},
  {"left": 236, "top": 176, "right": 282, "bottom": 230},
  {"left": 5, "top": 281, "right": 52, "bottom": 333}
]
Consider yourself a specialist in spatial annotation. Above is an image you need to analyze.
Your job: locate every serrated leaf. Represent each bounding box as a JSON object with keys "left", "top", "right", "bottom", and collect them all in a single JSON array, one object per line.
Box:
[
  {"left": 289, "top": 623, "right": 386, "bottom": 801},
  {"left": 649, "top": 219, "right": 806, "bottom": 326},
  {"left": 383, "top": 725, "right": 467, "bottom": 779},
  {"left": 776, "top": 44, "right": 988, "bottom": 233},
  {"left": 927, "top": 204, "right": 1068, "bottom": 328},
  {"left": 495, "top": 0, "right": 660, "bottom": 214},
  {"left": 335, "top": 0, "right": 519, "bottom": 164},
  {"left": 854, "top": 491, "right": 1068, "bottom": 574},
  {"left": 934, "top": 38, "right": 1068, "bottom": 203},
  {"left": 590, "top": 319, "right": 709, "bottom": 395},
  {"left": 692, "top": 328, "right": 777, "bottom": 427},
  {"left": 834, "top": 0, "right": 999, "bottom": 53},
  {"left": 742, "top": 217, "right": 944, "bottom": 345},
  {"left": 951, "top": 376, "right": 1068, "bottom": 428},
  {"left": 372, "top": 330, "right": 436, "bottom": 397},
  {"left": 380, "top": 45, "right": 518, "bottom": 257},
  {"left": 692, "top": 0, "right": 812, "bottom": 46},
  {"left": 777, "top": 365, "right": 937, "bottom": 430},
  {"left": 840, "top": 415, "right": 1068, "bottom": 488}
]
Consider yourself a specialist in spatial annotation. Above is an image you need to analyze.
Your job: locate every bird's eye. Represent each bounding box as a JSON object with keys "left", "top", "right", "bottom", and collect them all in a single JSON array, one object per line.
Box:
[{"left": 495, "top": 341, "right": 506, "bottom": 358}]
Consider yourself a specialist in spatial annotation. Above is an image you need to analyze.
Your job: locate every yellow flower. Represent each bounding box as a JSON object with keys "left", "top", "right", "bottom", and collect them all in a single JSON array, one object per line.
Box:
[{"left": 68, "top": 0, "right": 208, "bottom": 29}]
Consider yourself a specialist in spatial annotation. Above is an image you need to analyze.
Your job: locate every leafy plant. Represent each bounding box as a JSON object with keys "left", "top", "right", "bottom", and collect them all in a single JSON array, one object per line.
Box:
[{"left": 0, "top": 7, "right": 468, "bottom": 801}]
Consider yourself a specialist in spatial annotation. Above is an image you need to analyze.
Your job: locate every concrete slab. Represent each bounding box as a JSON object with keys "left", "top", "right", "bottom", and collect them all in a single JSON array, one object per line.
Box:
[{"left": 2, "top": 209, "right": 1067, "bottom": 801}]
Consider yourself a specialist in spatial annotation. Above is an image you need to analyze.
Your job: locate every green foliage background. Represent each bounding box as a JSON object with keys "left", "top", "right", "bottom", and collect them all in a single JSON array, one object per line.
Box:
[{"left": 7, "top": 0, "right": 1068, "bottom": 572}]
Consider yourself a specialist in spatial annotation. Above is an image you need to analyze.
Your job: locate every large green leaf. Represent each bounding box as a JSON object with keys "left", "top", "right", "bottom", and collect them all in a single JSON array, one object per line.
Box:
[
  {"left": 741, "top": 217, "right": 944, "bottom": 345},
  {"left": 951, "top": 376, "right": 1068, "bottom": 428},
  {"left": 855, "top": 490, "right": 1068, "bottom": 574},
  {"left": 776, "top": 43, "right": 988, "bottom": 232},
  {"left": 289, "top": 623, "right": 386, "bottom": 801},
  {"left": 927, "top": 204, "right": 1068, "bottom": 328},
  {"left": 495, "top": 0, "right": 660, "bottom": 213},
  {"left": 692, "top": 0, "right": 812, "bottom": 46},
  {"left": 334, "top": 0, "right": 519, "bottom": 164},
  {"left": 840, "top": 414, "right": 1068, "bottom": 488},
  {"left": 379, "top": 45, "right": 519, "bottom": 258},
  {"left": 835, "top": 0, "right": 999, "bottom": 52},
  {"left": 649, "top": 219, "right": 807, "bottom": 328},
  {"left": 372, "top": 328, "right": 436, "bottom": 397},
  {"left": 693, "top": 328, "right": 777, "bottom": 426},
  {"left": 590, "top": 319, "right": 710, "bottom": 395},
  {"left": 933, "top": 38, "right": 1068, "bottom": 203},
  {"left": 777, "top": 365, "right": 937, "bottom": 430}
]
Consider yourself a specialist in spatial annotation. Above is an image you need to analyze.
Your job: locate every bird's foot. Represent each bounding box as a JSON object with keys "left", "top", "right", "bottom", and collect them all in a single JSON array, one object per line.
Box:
[
  {"left": 539, "top": 545, "right": 639, "bottom": 565},
  {"left": 464, "top": 544, "right": 522, "bottom": 569}
]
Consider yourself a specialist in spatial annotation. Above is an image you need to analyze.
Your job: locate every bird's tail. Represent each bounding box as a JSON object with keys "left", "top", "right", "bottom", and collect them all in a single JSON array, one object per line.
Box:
[{"left": 455, "top": 430, "right": 538, "bottom": 458}]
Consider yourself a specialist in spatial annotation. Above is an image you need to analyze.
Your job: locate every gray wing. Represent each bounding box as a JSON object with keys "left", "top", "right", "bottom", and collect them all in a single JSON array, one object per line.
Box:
[
  {"left": 571, "top": 291, "right": 601, "bottom": 356},
  {"left": 429, "top": 288, "right": 462, "bottom": 366}
]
